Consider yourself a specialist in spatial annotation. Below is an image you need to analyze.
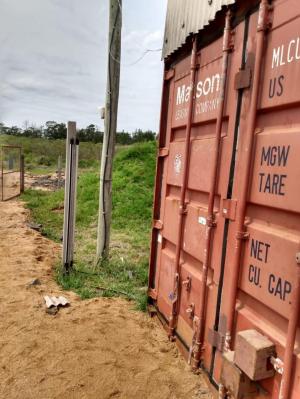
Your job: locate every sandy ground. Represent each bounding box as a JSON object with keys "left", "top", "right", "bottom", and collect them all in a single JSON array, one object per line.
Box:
[
  {"left": 0, "top": 200, "right": 212, "bottom": 399},
  {"left": 0, "top": 172, "right": 21, "bottom": 200}
]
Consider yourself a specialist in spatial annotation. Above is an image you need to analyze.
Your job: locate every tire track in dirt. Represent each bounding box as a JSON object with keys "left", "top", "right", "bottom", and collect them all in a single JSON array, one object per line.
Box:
[{"left": 0, "top": 200, "right": 212, "bottom": 399}]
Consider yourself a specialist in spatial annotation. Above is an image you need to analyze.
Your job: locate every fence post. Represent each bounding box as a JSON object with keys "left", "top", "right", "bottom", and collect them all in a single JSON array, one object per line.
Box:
[
  {"left": 57, "top": 154, "right": 62, "bottom": 188},
  {"left": 8, "top": 155, "right": 14, "bottom": 170},
  {"left": 1, "top": 146, "right": 3, "bottom": 201},
  {"left": 62, "top": 122, "right": 79, "bottom": 274},
  {"left": 20, "top": 154, "right": 25, "bottom": 193}
]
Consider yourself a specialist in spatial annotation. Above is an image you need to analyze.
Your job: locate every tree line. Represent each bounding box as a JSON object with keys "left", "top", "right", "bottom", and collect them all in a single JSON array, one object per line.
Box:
[{"left": 0, "top": 121, "right": 156, "bottom": 144}]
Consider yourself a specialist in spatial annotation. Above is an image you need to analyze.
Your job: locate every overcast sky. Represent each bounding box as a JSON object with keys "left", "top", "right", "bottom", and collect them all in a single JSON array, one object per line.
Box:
[{"left": 0, "top": 0, "right": 167, "bottom": 131}]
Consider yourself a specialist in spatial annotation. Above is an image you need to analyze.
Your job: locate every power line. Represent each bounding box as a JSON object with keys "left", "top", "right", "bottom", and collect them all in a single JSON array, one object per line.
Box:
[
  {"left": 113, "top": 0, "right": 162, "bottom": 67},
  {"left": 109, "top": 47, "right": 162, "bottom": 67}
]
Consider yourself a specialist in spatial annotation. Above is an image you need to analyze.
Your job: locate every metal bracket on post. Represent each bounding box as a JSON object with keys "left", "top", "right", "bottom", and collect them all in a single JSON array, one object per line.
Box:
[
  {"left": 234, "top": 67, "right": 252, "bottom": 90},
  {"left": 62, "top": 121, "right": 79, "bottom": 274},
  {"left": 222, "top": 198, "right": 237, "bottom": 220},
  {"left": 208, "top": 314, "right": 227, "bottom": 352},
  {"left": 208, "top": 329, "right": 225, "bottom": 352}
]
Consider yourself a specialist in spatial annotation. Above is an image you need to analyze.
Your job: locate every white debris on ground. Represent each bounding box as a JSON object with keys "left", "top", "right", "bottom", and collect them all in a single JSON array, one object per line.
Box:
[{"left": 44, "top": 295, "right": 70, "bottom": 308}]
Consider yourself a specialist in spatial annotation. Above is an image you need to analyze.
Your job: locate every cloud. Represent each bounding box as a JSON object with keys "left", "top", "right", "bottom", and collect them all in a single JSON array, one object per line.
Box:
[
  {"left": 143, "top": 30, "right": 163, "bottom": 48},
  {"left": 0, "top": 0, "right": 167, "bottom": 131}
]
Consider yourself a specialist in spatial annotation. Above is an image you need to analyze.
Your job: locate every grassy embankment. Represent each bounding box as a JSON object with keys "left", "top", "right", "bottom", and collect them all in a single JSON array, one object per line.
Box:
[{"left": 20, "top": 138, "right": 156, "bottom": 310}]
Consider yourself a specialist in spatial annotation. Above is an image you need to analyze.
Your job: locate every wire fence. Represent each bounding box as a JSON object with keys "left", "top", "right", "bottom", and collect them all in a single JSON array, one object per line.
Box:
[{"left": 0, "top": 145, "right": 23, "bottom": 201}]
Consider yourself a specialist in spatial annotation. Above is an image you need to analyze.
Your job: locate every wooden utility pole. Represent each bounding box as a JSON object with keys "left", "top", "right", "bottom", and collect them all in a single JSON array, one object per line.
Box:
[{"left": 96, "top": 0, "right": 122, "bottom": 261}]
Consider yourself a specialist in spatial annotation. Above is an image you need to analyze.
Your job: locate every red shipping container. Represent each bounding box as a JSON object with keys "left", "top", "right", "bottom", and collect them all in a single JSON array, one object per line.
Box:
[{"left": 149, "top": 1, "right": 300, "bottom": 398}]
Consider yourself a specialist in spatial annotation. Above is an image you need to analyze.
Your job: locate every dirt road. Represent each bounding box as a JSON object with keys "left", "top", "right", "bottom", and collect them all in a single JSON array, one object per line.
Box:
[{"left": 0, "top": 200, "right": 212, "bottom": 399}]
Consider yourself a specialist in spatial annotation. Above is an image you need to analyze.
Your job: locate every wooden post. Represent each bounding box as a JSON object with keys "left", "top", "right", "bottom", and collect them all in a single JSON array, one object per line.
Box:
[
  {"left": 1, "top": 146, "right": 3, "bottom": 201},
  {"left": 8, "top": 154, "right": 13, "bottom": 170},
  {"left": 62, "top": 122, "right": 79, "bottom": 274},
  {"left": 20, "top": 154, "right": 25, "bottom": 193},
  {"left": 96, "top": 0, "right": 122, "bottom": 261},
  {"left": 57, "top": 154, "right": 62, "bottom": 187}
]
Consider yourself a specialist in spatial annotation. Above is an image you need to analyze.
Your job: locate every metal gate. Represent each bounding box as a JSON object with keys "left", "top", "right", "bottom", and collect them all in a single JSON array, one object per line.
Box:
[
  {"left": 1, "top": 145, "right": 23, "bottom": 201},
  {"left": 149, "top": 0, "right": 300, "bottom": 397}
]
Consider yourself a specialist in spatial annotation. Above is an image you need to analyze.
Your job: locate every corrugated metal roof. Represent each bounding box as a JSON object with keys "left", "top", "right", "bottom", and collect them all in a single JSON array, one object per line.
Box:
[{"left": 162, "top": 0, "right": 236, "bottom": 59}]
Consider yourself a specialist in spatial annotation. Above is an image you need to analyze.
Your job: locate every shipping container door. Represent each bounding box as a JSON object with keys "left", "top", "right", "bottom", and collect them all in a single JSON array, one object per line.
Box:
[
  {"left": 150, "top": 0, "right": 300, "bottom": 397},
  {"left": 149, "top": 8, "right": 247, "bottom": 372},
  {"left": 212, "top": 1, "right": 300, "bottom": 397}
]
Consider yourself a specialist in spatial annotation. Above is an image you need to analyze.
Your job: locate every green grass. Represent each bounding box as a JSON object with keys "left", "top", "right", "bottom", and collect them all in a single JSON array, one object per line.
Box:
[
  {"left": 22, "top": 141, "right": 157, "bottom": 310},
  {"left": 0, "top": 134, "right": 101, "bottom": 172},
  {"left": 0, "top": 134, "right": 131, "bottom": 174}
]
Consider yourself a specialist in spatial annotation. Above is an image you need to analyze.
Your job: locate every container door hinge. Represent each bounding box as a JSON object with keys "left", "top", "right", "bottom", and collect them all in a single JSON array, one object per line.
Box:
[
  {"left": 148, "top": 288, "right": 158, "bottom": 300},
  {"left": 206, "top": 215, "right": 217, "bottom": 227},
  {"left": 186, "top": 303, "right": 195, "bottom": 319},
  {"left": 234, "top": 67, "right": 252, "bottom": 90},
  {"left": 179, "top": 205, "right": 187, "bottom": 215},
  {"left": 153, "top": 219, "right": 163, "bottom": 229},
  {"left": 182, "top": 276, "right": 192, "bottom": 292},
  {"left": 158, "top": 147, "right": 169, "bottom": 157},
  {"left": 222, "top": 199, "right": 237, "bottom": 221},
  {"left": 236, "top": 231, "right": 250, "bottom": 240},
  {"left": 147, "top": 304, "right": 157, "bottom": 317},
  {"left": 164, "top": 68, "right": 175, "bottom": 81},
  {"left": 169, "top": 273, "right": 179, "bottom": 304}
]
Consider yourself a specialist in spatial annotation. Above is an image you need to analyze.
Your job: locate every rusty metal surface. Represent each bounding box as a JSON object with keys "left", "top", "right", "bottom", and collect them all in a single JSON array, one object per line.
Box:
[
  {"left": 150, "top": 0, "right": 300, "bottom": 397},
  {"left": 162, "top": 0, "right": 236, "bottom": 59}
]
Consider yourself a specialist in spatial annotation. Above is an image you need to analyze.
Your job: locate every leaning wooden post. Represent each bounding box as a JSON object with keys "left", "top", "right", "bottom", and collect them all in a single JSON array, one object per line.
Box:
[{"left": 62, "top": 122, "right": 79, "bottom": 274}]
